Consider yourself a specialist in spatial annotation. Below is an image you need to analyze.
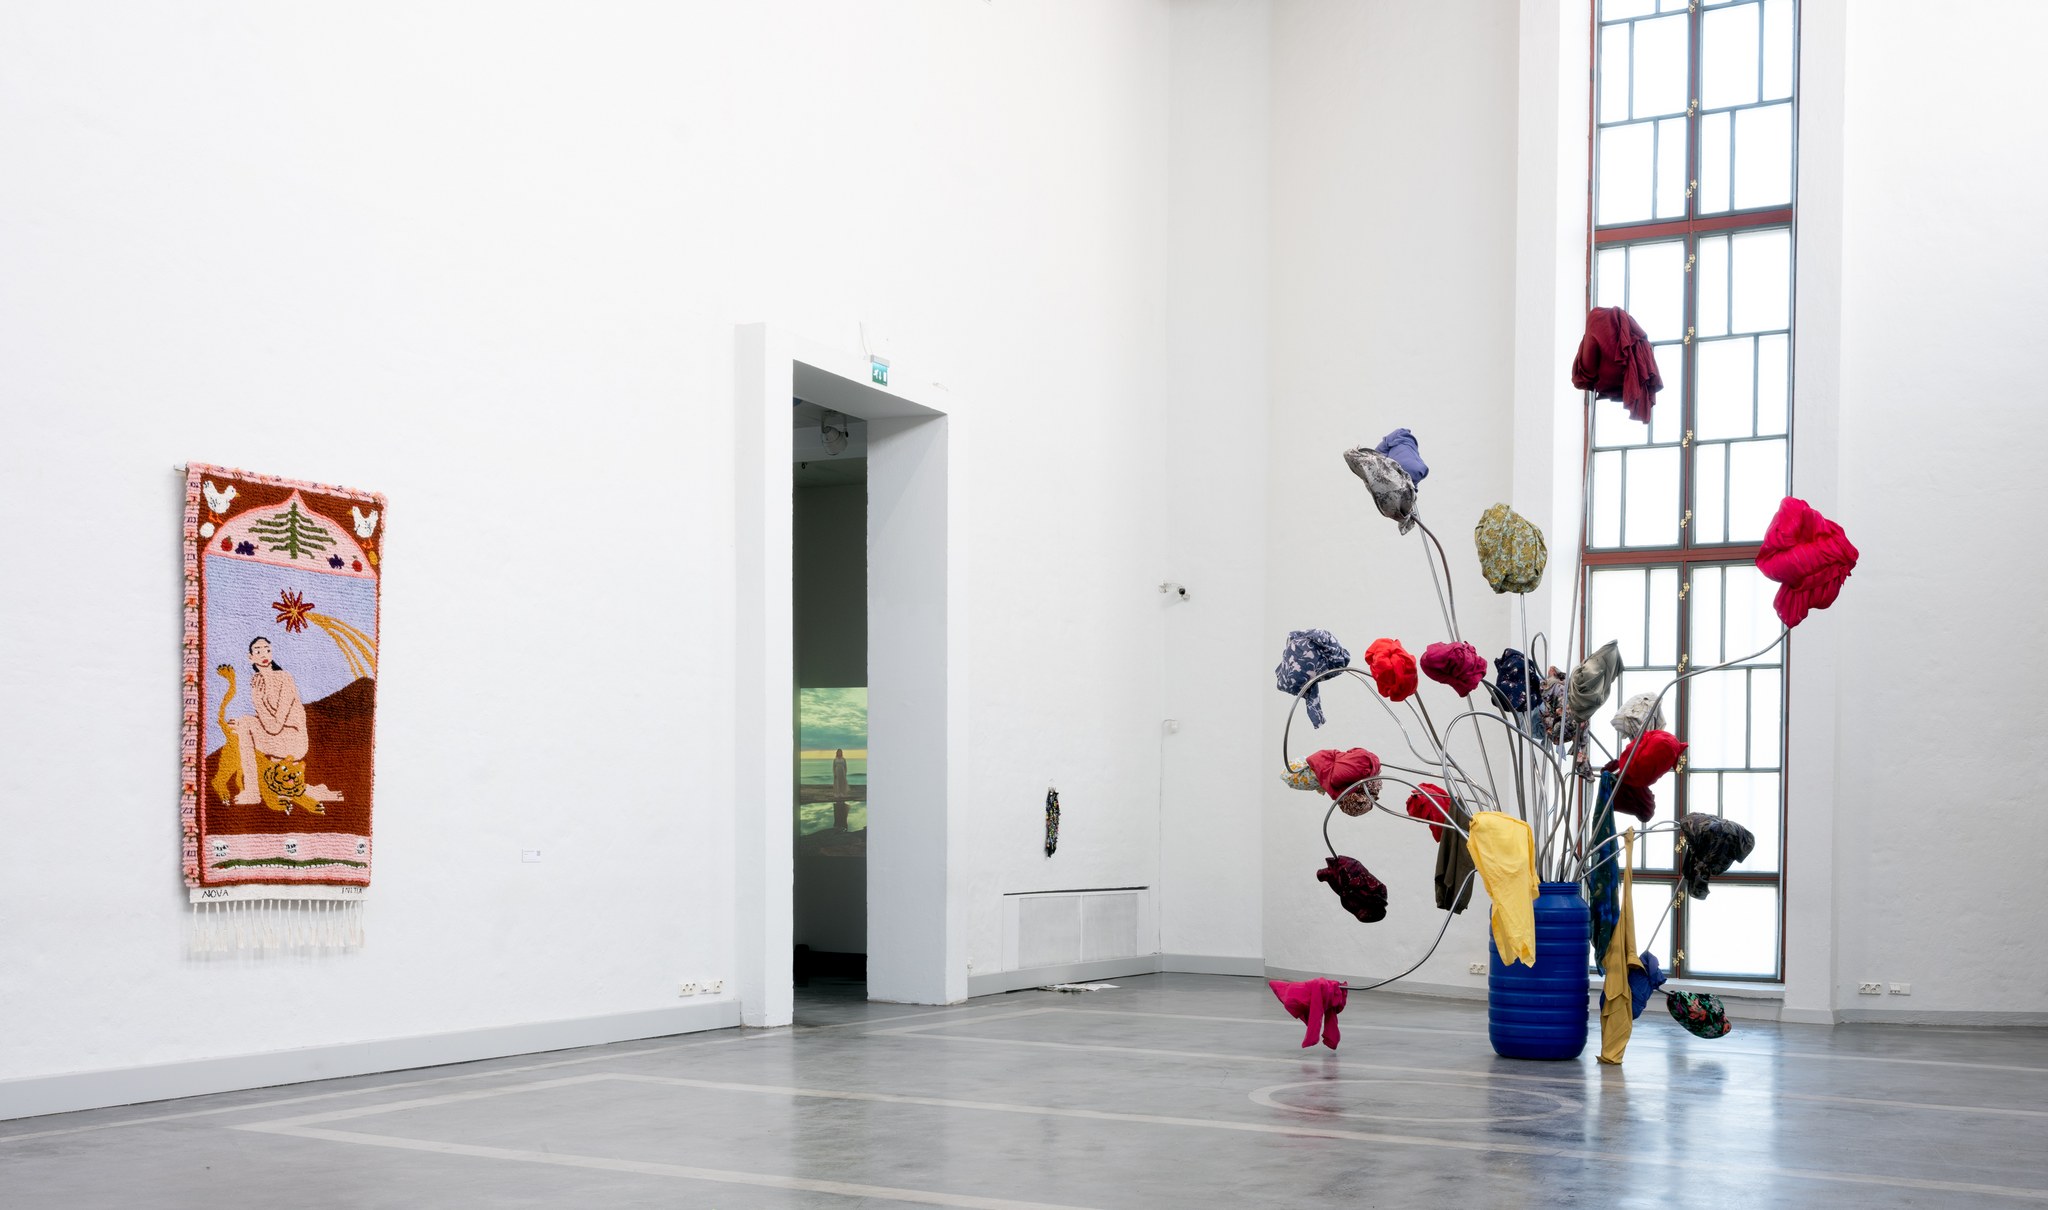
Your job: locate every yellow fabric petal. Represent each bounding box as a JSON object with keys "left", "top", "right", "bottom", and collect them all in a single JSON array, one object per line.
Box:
[
  {"left": 1467, "top": 813, "right": 1537, "bottom": 967},
  {"left": 1598, "top": 828, "right": 1644, "bottom": 1065}
]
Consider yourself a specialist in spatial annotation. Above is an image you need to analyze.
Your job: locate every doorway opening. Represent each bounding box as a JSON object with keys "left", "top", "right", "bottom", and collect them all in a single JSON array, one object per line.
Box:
[
  {"left": 733, "top": 325, "right": 960, "bottom": 1027},
  {"left": 792, "top": 401, "right": 868, "bottom": 991}
]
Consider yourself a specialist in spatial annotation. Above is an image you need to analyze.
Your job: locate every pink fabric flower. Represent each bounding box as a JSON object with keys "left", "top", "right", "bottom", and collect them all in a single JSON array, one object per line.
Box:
[
  {"left": 1420, "top": 640, "right": 1487, "bottom": 697},
  {"left": 1755, "top": 497, "right": 1858, "bottom": 628},
  {"left": 1363, "top": 638, "right": 1418, "bottom": 702}
]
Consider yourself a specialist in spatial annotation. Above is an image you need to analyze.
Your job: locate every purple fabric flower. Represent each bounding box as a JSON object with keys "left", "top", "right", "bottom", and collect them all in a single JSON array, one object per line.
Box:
[{"left": 1375, "top": 428, "right": 1428, "bottom": 486}]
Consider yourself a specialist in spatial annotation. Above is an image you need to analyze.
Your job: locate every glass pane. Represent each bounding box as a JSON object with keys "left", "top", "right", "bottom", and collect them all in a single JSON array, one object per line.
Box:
[
  {"left": 1762, "top": 0, "right": 1795, "bottom": 100},
  {"left": 1655, "top": 116, "right": 1688, "bottom": 218},
  {"left": 1647, "top": 567, "right": 1680, "bottom": 667},
  {"left": 1590, "top": 567, "right": 1649, "bottom": 668},
  {"left": 1731, "top": 227, "right": 1792, "bottom": 332},
  {"left": 1592, "top": 450, "right": 1624, "bottom": 547},
  {"left": 1702, "top": 3, "right": 1761, "bottom": 110},
  {"left": 1643, "top": 828, "right": 1675, "bottom": 872},
  {"left": 1727, "top": 438, "right": 1787, "bottom": 540},
  {"left": 1694, "top": 443, "right": 1728, "bottom": 544},
  {"left": 1633, "top": 14, "right": 1691, "bottom": 118},
  {"left": 1749, "top": 667, "right": 1782, "bottom": 766},
  {"left": 1634, "top": 878, "right": 1676, "bottom": 966},
  {"left": 1624, "top": 446, "right": 1680, "bottom": 546},
  {"left": 1686, "top": 884, "right": 1779, "bottom": 977},
  {"left": 1688, "top": 769, "right": 1720, "bottom": 819},
  {"left": 1734, "top": 102, "right": 1794, "bottom": 210},
  {"left": 1628, "top": 240, "right": 1687, "bottom": 341},
  {"left": 1595, "top": 398, "right": 1652, "bottom": 447},
  {"left": 1690, "top": 566, "right": 1725, "bottom": 665},
  {"left": 1756, "top": 333, "right": 1789, "bottom": 435},
  {"left": 1595, "top": 246, "right": 1628, "bottom": 309},
  {"left": 1699, "top": 110, "right": 1733, "bottom": 214},
  {"left": 1603, "top": 0, "right": 1656, "bottom": 20},
  {"left": 1720, "top": 772, "right": 1780, "bottom": 871},
  {"left": 1598, "top": 122, "right": 1654, "bottom": 225},
  {"left": 1722, "top": 564, "right": 1782, "bottom": 664},
  {"left": 1697, "top": 233, "right": 1730, "bottom": 338},
  {"left": 1600, "top": 24, "right": 1632, "bottom": 124},
  {"left": 1697, "top": 337, "right": 1756, "bottom": 439},
  {"left": 1686, "top": 668, "right": 1743, "bottom": 767},
  {"left": 1648, "top": 345, "right": 1684, "bottom": 443}
]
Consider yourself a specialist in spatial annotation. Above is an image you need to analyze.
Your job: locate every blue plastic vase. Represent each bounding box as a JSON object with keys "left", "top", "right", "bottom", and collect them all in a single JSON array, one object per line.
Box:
[{"left": 1487, "top": 880, "right": 1591, "bottom": 1060}]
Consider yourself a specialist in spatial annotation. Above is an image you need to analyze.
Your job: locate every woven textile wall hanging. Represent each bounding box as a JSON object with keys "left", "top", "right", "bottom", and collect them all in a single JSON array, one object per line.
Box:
[{"left": 183, "top": 464, "right": 383, "bottom": 949}]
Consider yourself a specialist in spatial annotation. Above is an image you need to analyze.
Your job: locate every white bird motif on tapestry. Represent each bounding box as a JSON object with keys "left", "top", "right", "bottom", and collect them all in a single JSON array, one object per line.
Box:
[
  {"left": 202, "top": 480, "right": 237, "bottom": 515},
  {"left": 351, "top": 506, "right": 380, "bottom": 539}
]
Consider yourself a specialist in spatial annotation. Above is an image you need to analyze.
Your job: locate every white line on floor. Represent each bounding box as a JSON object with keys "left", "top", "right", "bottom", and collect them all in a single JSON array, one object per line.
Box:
[
  {"left": 0, "top": 1000, "right": 1018, "bottom": 1144},
  {"left": 879, "top": 1022, "right": 2048, "bottom": 1119},
  {"left": 239, "top": 1071, "right": 2048, "bottom": 1204},
  {"left": 248, "top": 1124, "right": 1101, "bottom": 1210}
]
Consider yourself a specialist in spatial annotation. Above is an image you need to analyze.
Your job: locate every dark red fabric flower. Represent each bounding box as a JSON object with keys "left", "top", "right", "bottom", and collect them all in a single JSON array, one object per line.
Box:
[
  {"left": 1755, "top": 497, "right": 1859, "bottom": 628},
  {"left": 1571, "top": 306, "right": 1664, "bottom": 422},
  {"left": 1405, "top": 783, "right": 1456, "bottom": 842},
  {"left": 1364, "top": 638, "right": 1418, "bottom": 702},
  {"left": 1601, "top": 761, "right": 1658, "bottom": 822},
  {"left": 1420, "top": 641, "right": 1487, "bottom": 697},
  {"left": 1616, "top": 730, "right": 1686, "bottom": 789},
  {"left": 1317, "top": 855, "right": 1388, "bottom": 923},
  {"left": 1306, "top": 748, "right": 1380, "bottom": 801}
]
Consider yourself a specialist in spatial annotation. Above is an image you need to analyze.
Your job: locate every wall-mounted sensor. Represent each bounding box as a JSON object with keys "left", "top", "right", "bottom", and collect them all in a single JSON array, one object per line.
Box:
[{"left": 1158, "top": 581, "right": 1189, "bottom": 601}]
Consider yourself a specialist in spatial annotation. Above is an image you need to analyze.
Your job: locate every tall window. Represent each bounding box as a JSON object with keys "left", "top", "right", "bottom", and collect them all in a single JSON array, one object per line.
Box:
[{"left": 1585, "top": 0, "right": 1795, "bottom": 980}]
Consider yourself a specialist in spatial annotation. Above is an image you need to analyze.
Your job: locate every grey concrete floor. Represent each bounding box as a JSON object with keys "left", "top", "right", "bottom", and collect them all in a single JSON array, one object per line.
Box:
[{"left": 4, "top": 973, "right": 2046, "bottom": 1208}]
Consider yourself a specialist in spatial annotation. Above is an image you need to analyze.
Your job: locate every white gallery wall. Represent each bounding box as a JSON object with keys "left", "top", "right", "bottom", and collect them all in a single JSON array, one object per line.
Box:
[
  {"left": 1817, "top": 0, "right": 2048, "bottom": 1020},
  {"left": 1261, "top": 1, "right": 1522, "bottom": 990},
  {"left": 0, "top": 0, "right": 1180, "bottom": 1103}
]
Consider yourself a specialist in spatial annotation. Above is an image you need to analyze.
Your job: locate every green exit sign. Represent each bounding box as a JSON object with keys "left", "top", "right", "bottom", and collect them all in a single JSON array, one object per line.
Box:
[{"left": 870, "top": 357, "right": 889, "bottom": 386}]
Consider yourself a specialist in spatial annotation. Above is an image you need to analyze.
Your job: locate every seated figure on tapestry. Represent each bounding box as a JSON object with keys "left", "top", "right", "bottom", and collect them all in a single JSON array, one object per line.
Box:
[{"left": 212, "top": 636, "right": 344, "bottom": 814}]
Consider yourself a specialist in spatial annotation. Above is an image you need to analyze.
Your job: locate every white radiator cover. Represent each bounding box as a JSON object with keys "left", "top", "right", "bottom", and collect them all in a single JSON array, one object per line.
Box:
[{"left": 1003, "top": 887, "right": 1154, "bottom": 972}]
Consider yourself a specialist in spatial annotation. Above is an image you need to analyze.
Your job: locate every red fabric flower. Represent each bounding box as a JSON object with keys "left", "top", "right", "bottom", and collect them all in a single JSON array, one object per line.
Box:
[
  {"left": 1571, "top": 306, "right": 1664, "bottom": 422},
  {"left": 1405, "top": 783, "right": 1456, "bottom": 841},
  {"left": 1616, "top": 730, "right": 1686, "bottom": 789},
  {"left": 1363, "top": 638, "right": 1418, "bottom": 702},
  {"left": 1306, "top": 747, "right": 1380, "bottom": 801},
  {"left": 1755, "top": 497, "right": 1859, "bottom": 628},
  {"left": 1420, "top": 641, "right": 1487, "bottom": 697}
]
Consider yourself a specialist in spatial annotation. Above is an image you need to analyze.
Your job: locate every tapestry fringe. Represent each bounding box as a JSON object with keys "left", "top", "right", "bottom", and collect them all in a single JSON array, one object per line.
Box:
[{"left": 188, "top": 897, "right": 365, "bottom": 953}]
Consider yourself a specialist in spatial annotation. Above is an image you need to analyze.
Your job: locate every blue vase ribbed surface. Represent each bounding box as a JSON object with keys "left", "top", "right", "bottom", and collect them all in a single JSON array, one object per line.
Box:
[{"left": 1487, "top": 880, "right": 1591, "bottom": 1060}]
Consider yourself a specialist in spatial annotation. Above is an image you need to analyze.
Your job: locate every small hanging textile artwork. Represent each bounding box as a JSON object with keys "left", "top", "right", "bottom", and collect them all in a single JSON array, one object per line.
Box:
[
  {"left": 1044, "top": 788, "right": 1060, "bottom": 857},
  {"left": 184, "top": 465, "right": 383, "bottom": 950}
]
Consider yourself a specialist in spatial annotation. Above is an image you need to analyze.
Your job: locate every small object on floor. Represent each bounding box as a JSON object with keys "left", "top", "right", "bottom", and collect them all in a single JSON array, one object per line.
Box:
[
  {"left": 1044, "top": 787, "right": 1060, "bottom": 857},
  {"left": 1269, "top": 977, "right": 1348, "bottom": 1050},
  {"left": 1041, "top": 983, "right": 1118, "bottom": 993},
  {"left": 1667, "top": 990, "right": 1733, "bottom": 1039}
]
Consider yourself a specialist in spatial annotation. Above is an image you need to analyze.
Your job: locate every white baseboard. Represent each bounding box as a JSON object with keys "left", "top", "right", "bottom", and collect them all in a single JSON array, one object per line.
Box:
[
  {"left": 0, "top": 999, "right": 741, "bottom": 1123},
  {"left": 967, "top": 953, "right": 1265, "bottom": 998},
  {"left": 1833, "top": 1008, "right": 2048, "bottom": 1027},
  {"left": 1161, "top": 953, "right": 1265, "bottom": 977}
]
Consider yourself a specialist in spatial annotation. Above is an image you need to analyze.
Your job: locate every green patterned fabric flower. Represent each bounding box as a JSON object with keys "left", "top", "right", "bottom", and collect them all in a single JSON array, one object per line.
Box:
[{"left": 1473, "top": 503, "right": 1547, "bottom": 595}]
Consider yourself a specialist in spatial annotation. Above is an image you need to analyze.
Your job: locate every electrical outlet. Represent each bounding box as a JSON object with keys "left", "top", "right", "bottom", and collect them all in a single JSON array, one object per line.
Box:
[
  {"left": 1469, "top": 962, "right": 1486, "bottom": 975},
  {"left": 1889, "top": 982, "right": 1911, "bottom": 996},
  {"left": 678, "top": 981, "right": 698, "bottom": 997},
  {"left": 1858, "top": 981, "right": 1883, "bottom": 995},
  {"left": 709, "top": 979, "right": 724, "bottom": 995}
]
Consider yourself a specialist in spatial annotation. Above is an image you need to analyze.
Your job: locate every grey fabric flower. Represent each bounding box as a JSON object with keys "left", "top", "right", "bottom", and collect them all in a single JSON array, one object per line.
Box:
[
  {"left": 1611, "top": 692, "right": 1666, "bottom": 741},
  {"left": 1343, "top": 447, "right": 1418, "bottom": 534},
  {"left": 1568, "top": 640, "right": 1624, "bottom": 723}
]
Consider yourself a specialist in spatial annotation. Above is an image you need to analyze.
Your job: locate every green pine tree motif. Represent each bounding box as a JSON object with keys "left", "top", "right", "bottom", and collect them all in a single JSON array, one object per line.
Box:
[{"left": 247, "top": 501, "right": 336, "bottom": 561}]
